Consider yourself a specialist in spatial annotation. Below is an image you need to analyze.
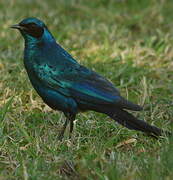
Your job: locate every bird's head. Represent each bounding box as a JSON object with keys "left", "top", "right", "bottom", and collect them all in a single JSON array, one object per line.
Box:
[{"left": 11, "top": 17, "right": 55, "bottom": 43}]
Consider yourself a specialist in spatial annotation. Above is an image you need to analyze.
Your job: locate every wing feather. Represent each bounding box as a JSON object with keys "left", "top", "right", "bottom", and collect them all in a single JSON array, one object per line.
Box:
[{"left": 34, "top": 63, "right": 122, "bottom": 105}]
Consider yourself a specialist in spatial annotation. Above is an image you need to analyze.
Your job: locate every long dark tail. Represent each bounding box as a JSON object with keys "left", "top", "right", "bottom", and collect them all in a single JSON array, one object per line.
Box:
[{"left": 106, "top": 108, "right": 171, "bottom": 137}]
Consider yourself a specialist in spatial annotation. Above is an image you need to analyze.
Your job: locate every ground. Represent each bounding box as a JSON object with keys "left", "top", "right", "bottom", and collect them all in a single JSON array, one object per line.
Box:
[{"left": 0, "top": 0, "right": 173, "bottom": 179}]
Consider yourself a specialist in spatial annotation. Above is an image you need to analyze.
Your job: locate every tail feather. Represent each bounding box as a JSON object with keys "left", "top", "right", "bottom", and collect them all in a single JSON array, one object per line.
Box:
[
  {"left": 119, "top": 97, "right": 143, "bottom": 111},
  {"left": 106, "top": 108, "right": 171, "bottom": 137}
]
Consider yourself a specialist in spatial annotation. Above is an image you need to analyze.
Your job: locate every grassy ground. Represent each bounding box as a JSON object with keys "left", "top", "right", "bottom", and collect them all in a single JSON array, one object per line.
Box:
[{"left": 0, "top": 0, "right": 173, "bottom": 179}]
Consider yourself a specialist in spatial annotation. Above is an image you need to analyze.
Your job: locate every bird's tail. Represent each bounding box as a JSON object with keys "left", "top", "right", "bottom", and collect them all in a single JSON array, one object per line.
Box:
[{"left": 106, "top": 108, "right": 171, "bottom": 137}]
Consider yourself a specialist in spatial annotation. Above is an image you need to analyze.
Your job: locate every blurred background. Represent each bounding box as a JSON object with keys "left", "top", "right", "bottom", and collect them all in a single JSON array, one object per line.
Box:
[{"left": 0, "top": 0, "right": 173, "bottom": 179}]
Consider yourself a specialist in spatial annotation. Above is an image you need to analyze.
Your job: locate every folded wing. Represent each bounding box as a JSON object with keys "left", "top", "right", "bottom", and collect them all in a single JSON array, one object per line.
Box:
[{"left": 34, "top": 63, "right": 142, "bottom": 111}]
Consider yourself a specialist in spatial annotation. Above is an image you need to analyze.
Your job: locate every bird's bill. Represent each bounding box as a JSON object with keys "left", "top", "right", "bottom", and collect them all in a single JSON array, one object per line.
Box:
[{"left": 10, "top": 24, "right": 24, "bottom": 30}]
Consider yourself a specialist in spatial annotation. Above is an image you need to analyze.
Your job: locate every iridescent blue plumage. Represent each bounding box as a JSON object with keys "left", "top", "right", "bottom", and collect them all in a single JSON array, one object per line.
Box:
[{"left": 11, "top": 18, "right": 170, "bottom": 138}]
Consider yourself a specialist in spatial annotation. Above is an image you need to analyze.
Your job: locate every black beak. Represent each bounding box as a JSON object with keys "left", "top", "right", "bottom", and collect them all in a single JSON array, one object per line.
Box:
[{"left": 10, "top": 24, "right": 24, "bottom": 30}]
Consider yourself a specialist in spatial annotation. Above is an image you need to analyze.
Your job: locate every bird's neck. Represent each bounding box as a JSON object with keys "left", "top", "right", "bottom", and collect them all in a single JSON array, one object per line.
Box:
[
  {"left": 24, "top": 30, "right": 56, "bottom": 50},
  {"left": 24, "top": 31, "right": 57, "bottom": 67}
]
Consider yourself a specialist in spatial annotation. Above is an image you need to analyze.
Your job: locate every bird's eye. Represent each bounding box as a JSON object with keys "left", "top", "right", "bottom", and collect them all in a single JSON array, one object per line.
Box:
[
  {"left": 21, "top": 22, "right": 44, "bottom": 38},
  {"left": 28, "top": 23, "right": 37, "bottom": 26}
]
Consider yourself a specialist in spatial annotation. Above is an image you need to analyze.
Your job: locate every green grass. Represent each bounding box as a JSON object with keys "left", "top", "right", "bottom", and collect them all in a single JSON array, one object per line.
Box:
[{"left": 0, "top": 0, "right": 173, "bottom": 179}]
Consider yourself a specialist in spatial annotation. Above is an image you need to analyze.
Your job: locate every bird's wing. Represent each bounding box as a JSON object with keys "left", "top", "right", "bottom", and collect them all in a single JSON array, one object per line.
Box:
[{"left": 34, "top": 63, "right": 141, "bottom": 110}]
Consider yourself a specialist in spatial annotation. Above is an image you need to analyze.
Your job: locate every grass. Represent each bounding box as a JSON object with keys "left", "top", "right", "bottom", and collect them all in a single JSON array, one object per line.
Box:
[{"left": 0, "top": 0, "right": 173, "bottom": 179}]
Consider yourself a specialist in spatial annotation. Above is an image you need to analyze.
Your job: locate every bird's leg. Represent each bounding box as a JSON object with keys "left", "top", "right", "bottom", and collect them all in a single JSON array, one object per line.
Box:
[
  {"left": 69, "top": 114, "right": 75, "bottom": 139},
  {"left": 69, "top": 120, "right": 74, "bottom": 139},
  {"left": 69, "top": 121, "right": 74, "bottom": 135},
  {"left": 58, "top": 117, "right": 69, "bottom": 141}
]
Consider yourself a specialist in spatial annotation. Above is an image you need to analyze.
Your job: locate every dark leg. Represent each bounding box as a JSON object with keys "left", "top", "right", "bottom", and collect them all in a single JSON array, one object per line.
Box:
[
  {"left": 69, "top": 114, "right": 76, "bottom": 139},
  {"left": 70, "top": 121, "right": 74, "bottom": 134},
  {"left": 58, "top": 117, "right": 69, "bottom": 141},
  {"left": 58, "top": 113, "right": 76, "bottom": 140},
  {"left": 69, "top": 120, "right": 74, "bottom": 139}
]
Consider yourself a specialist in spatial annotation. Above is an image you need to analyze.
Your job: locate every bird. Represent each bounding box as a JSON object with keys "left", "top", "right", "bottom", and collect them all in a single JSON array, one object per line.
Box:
[{"left": 11, "top": 17, "right": 170, "bottom": 139}]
